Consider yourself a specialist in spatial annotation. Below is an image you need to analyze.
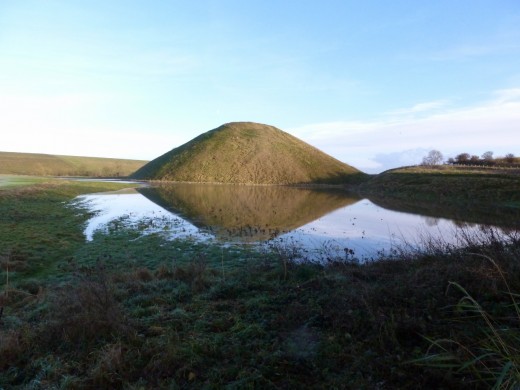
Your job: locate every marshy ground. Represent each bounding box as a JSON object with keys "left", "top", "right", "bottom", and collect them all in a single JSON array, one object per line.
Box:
[{"left": 1, "top": 178, "right": 520, "bottom": 388}]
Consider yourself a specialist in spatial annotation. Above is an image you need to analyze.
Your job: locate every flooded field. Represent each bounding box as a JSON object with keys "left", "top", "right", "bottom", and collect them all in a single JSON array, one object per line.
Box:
[{"left": 76, "top": 183, "right": 517, "bottom": 261}]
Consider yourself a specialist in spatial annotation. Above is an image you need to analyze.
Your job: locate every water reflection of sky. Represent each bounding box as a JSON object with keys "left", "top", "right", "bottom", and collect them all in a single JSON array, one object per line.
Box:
[
  {"left": 77, "top": 191, "right": 212, "bottom": 242},
  {"left": 76, "top": 190, "right": 494, "bottom": 261},
  {"left": 272, "top": 199, "right": 469, "bottom": 260}
]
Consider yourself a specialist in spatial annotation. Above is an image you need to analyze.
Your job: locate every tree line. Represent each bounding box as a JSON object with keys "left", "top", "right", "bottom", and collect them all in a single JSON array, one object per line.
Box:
[{"left": 422, "top": 150, "right": 518, "bottom": 167}]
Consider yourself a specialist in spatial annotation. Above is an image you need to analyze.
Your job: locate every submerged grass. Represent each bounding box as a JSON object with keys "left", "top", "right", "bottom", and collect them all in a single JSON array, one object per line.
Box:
[{"left": 1, "top": 182, "right": 520, "bottom": 388}]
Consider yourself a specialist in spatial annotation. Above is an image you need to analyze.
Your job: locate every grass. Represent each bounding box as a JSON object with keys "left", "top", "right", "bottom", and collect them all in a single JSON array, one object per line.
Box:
[
  {"left": 0, "top": 179, "right": 141, "bottom": 284},
  {"left": 132, "top": 122, "right": 367, "bottom": 185},
  {"left": 361, "top": 164, "right": 520, "bottom": 208},
  {"left": 0, "top": 151, "right": 147, "bottom": 177},
  {"left": 0, "top": 175, "right": 48, "bottom": 189},
  {"left": 419, "top": 285, "right": 520, "bottom": 388},
  {"left": 413, "top": 253, "right": 520, "bottom": 388},
  {"left": 1, "top": 181, "right": 520, "bottom": 388}
]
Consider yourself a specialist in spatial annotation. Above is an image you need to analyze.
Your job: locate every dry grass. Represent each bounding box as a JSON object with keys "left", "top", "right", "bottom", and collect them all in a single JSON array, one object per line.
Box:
[
  {"left": 0, "top": 151, "right": 147, "bottom": 177},
  {"left": 1, "top": 232, "right": 519, "bottom": 388},
  {"left": 34, "top": 263, "right": 130, "bottom": 353}
]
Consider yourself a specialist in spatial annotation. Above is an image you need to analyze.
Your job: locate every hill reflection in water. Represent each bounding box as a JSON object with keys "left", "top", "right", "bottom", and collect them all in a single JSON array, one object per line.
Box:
[
  {"left": 78, "top": 183, "right": 516, "bottom": 261},
  {"left": 367, "top": 195, "right": 520, "bottom": 230},
  {"left": 138, "top": 184, "right": 360, "bottom": 241}
]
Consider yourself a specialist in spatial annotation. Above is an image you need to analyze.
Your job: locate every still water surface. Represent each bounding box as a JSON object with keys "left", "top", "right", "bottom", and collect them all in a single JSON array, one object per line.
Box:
[{"left": 76, "top": 183, "right": 516, "bottom": 261}]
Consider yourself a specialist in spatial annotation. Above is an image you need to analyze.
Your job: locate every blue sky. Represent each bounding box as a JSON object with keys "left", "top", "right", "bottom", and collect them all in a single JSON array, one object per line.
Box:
[{"left": 1, "top": 1, "right": 519, "bottom": 172}]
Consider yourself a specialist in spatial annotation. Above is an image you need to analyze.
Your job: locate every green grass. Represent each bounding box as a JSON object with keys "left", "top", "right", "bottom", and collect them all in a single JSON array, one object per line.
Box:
[
  {"left": 0, "top": 175, "right": 48, "bottom": 189},
  {"left": 413, "top": 256, "right": 520, "bottom": 388},
  {"left": 0, "top": 179, "right": 141, "bottom": 284},
  {"left": 1, "top": 182, "right": 520, "bottom": 388},
  {"left": 361, "top": 165, "right": 520, "bottom": 207},
  {"left": 0, "top": 151, "right": 147, "bottom": 177},
  {"left": 133, "top": 122, "right": 367, "bottom": 185}
]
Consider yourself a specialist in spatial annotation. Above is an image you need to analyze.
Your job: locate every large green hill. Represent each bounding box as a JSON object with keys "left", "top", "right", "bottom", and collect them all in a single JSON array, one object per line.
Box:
[
  {"left": 0, "top": 151, "right": 147, "bottom": 177},
  {"left": 132, "top": 122, "right": 364, "bottom": 184}
]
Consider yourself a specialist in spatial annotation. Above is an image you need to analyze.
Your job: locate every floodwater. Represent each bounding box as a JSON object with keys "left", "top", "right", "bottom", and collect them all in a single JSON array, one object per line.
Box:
[{"left": 76, "top": 183, "right": 518, "bottom": 261}]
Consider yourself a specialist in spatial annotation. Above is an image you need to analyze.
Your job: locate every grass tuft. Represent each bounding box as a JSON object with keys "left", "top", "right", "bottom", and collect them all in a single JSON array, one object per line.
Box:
[
  {"left": 415, "top": 253, "right": 520, "bottom": 389},
  {"left": 42, "top": 263, "right": 129, "bottom": 349}
]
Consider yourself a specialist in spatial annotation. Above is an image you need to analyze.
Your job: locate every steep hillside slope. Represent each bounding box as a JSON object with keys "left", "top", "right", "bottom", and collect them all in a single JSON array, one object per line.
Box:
[{"left": 133, "top": 122, "right": 364, "bottom": 184}]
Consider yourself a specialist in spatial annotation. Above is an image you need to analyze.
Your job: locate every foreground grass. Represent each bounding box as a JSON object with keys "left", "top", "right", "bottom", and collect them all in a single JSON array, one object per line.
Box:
[
  {"left": 1, "top": 183, "right": 520, "bottom": 388},
  {"left": 0, "top": 179, "right": 141, "bottom": 283}
]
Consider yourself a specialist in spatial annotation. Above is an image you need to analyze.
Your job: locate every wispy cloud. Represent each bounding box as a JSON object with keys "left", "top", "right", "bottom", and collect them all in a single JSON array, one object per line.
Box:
[
  {"left": 386, "top": 99, "right": 450, "bottom": 116},
  {"left": 492, "top": 88, "right": 520, "bottom": 103},
  {"left": 289, "top": 89, "right": 520, "bottom": 173}
]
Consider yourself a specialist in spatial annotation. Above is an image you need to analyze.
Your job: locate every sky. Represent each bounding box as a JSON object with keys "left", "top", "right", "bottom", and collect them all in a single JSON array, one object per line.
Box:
[{"left": 1, "top": 1, "right": 519, "bottom": 173}]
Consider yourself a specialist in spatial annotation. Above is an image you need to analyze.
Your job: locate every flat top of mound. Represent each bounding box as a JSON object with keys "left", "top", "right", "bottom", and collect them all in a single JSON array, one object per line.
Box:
[{"left": 133, "top": 122, "right": 364, "bottom": 185}]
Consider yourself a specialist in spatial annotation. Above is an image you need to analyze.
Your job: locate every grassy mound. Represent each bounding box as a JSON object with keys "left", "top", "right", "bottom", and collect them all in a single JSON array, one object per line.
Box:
[
  {"left": 0, "top": 151, "right": 147, "bottom": 177},
  {"left": 132, "top": 122, "right": 365, "bottom": 185}
]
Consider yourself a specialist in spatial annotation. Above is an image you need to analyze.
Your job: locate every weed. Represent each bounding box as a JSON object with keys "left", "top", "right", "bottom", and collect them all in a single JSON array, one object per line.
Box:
[
  {"left": 43, "top": 263, "right": 129, "bottom": 349},
  {"left": 172, "top": 252, "right": 213, "bottom": 292},
  {"left": 133, "top": 267, "right": 153, "bottom": 282},
  {"left": 415, "top": 253, "right": 520, "bottom": 388},
  {"left": 89, "top": 342, "right": 126, "bottom": 387}
]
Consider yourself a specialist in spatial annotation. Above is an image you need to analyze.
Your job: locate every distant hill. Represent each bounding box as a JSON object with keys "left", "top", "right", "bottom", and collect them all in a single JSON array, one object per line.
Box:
[
  {"left": 0, "top": 151, "right": 147, "bottom": 177},
  {"left": 132, "top": 122, "right": 364, "bottom": 184},
  {"left": 360, "top": 164, "right": 520, "bottom": 206}
]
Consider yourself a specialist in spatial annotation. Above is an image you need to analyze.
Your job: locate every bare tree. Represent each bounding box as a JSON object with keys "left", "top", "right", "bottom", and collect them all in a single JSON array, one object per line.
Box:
[
  {"left": 482, "top": 151, "right": 494, "bottom": 161},
  {"left": 421, "top": 150, "right": 444, "bottom": 166},
  {"left": 505, "top": 153, "right": 516, "bottom": 163}
]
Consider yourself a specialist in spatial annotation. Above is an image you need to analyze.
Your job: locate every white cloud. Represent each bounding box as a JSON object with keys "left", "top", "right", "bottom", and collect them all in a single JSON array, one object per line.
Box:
[
  {"left": 492, "top": 88, "right": 520, "bottom": 103},
  {"left": 289, "top": 89, "right": 520, "bottom": 173},
  {"left": 386, "top": 99, "right": 449, "bottom": 116},
  {"left": 2, "top": 88, "right": 519, "bottom": 170}
]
